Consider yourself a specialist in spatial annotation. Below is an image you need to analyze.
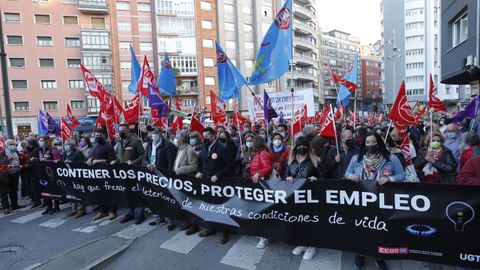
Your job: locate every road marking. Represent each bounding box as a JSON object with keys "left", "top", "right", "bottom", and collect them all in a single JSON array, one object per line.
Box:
[
  {"left": 160, "top": 230, "right": 205, "bottom": 254},
  {"left": 298, "top": 248, "right": 342, "bottom": 270},
  {"left": 0, "top": 206, "right": 31, "bottom": 220},
  {"left": 113, "top": 217, "right": 156, "bottom": 240},
  {"left": 40, "top": 217, "right": 68, "bottom": 228},
  {"left": 71, "top": 213, "right": 121, "bottom": 234},
  {"left": 220, "top": 236, "right": 267, "bottom": 270},
  {"left": 10, "top": 204, "right": 69, "bottom": 224}
]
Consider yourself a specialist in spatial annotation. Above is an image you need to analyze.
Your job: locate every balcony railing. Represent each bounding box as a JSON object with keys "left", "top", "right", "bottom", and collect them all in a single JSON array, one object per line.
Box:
[{"left": 78, "top": 0, "right": 109, "bottom": 14}]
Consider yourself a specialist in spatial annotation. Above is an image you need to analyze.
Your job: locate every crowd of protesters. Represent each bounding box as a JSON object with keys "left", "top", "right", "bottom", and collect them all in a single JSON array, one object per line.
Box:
[{"left": 1, "top": 111, "right": 479, "bottom": 270}]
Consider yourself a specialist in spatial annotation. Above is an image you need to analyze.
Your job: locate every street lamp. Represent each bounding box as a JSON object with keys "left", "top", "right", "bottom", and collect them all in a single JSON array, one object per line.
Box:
[{"left": 386, "top": 29, "right": 401, "bottom": 105}]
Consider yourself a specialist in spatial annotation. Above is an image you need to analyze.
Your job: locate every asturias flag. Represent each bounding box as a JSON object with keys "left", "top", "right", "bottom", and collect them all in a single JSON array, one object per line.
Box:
[
  {"left": 337, "top": 56, "right": 359, "bottom": 107},
  {"left": 249, "top": 0, "right": 292, "bottom": 85},
  {"left": 158, "top": 53, "right": 176, "bottom": 96},
  {"left": 216, "top": 42, "right": 247, "bottom": 101},
  {"left": 128, "top": 45, "right": 142, "bottom": 94}
]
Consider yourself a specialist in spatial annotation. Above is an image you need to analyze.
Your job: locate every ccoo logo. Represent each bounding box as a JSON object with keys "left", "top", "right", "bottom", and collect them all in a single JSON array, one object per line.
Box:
[
  {"left": 162, "top": 59, "right": 172, "bottom": 69},
  {"left": 275, "top": 7, "right": 291, "bottom": 30}
]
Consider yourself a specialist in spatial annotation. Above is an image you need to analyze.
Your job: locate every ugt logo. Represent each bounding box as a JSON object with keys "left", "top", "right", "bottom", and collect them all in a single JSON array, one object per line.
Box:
[
  {"left": 216, "top": 50, "right": 228, "bottom": 64},
  {"left": 275, "top": 7, "right": 291, "bottom": 30}
]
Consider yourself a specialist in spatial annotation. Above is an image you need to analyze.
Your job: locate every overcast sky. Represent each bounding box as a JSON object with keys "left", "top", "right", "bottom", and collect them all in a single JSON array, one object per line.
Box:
[{"left": 316, "top": 0, "right": 382, "bottom": 44}]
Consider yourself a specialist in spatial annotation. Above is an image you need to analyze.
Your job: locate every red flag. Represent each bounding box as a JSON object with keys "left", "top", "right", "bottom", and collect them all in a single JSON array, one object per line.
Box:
[
  {"left": 60, "top": 118, "right": 73, "bottom": 141},
  {"left": 393, "top": 120, "right": 409, "bottom": 138},
  {"left": 428, "top": 74, "right": 447, "bottom": 112},
  {"left": 369, "top": 113, "right": 375, "bottom": 126},
  {"left": 334, "top": 101, "right": 346, "bottom": 121},
  {"left": 0, "top": 138, "right": 5, "bottom": 152},
  {"left": 96, "top": 105, "right": 116, "bottom": 139},
  {"left": 80, "top": 64, "right": 107, "bottom": 101},
  {"left": 329, "top": 66, "right": 358, "bottom": 94},
  {"left": 66, "top": 104, "right": 81, "bottom": 128},
  {"left": 401, "top": 135, "right": 413, "bottom": 165},
  {"left": 137, "top": 56, "right": 157, "bottom": 98},
  {"left": 151, "top": 108, "right": 166, "bottom": 129},
  {"left": 210, "top": 90, "right": 226, "bottom": 125},
  {"left": 349, "top": 112, "right": 355, "bottom": 127},
  {"left": 292, "top": 104, "right": 308, "bottom": 135},
  {"left": 388, "top": 81, "right": 418, "bottom": 125},
  {"left": 232, "top": 101, "right": 248, "bottom": 129},
  {"left": 171, "top": 98, "right": 183, "bottom": 133},
  {"left": 124, "top": 94, "right": 142, "bottom": 125},
  {"left": 190, "top": 104, "right": 204, "bottom": 136},
  {"left": 317, "top": 105, "right": 335, "bottom": 138}
]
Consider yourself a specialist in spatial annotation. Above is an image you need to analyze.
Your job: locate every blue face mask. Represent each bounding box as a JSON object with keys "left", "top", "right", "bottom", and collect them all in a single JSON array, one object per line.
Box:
[
  {"left": 446, "top": 132, "right": 457, "bottom": 139},
  {"left": 189, "top": 139, "right": 196, "bottom": 146},
  {"left": 64, "top": 145, "right": 71, "bottom": 152},
  {"left": 152, "top": 134, "right": 161, "bottom": 143},
  {"left": 246, "top": 142, "right": 253, "bottom": 149},
  {"left": 39, "top": 141, "right": 46, "bottom": 148}
]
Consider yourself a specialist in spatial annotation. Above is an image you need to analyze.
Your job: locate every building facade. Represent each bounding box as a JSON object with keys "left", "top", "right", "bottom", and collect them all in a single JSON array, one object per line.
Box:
[
  {"left": 360, "top": 56, "right": 382, "bottom": 111},
  {"left": 1, "top": 0, "right": 115, "bottom": 135},
  {"left": 440, "top": 0, "right": 479, "bottom": 98}
]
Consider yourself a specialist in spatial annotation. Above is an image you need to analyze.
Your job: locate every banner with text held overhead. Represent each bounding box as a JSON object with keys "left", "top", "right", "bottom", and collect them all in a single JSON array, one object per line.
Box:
[{"left": 32, "top": 161, "right": 480, "bottom": 268}]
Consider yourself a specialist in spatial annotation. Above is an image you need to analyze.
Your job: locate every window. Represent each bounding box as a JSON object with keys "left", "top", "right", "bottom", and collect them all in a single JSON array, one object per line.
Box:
[
  {"left": 406, "top": 88, "right": 424, "bottom": 96},
  {"left": 157, "top": 0, "right": 195, "bottom": 16},
  {"left": 121, "top": 61, "right": 131, "bottom": 70},
  {"left": 137, "top": 3, "right": 150, "bottom": 12},
  {"left": 226, "top": 41, "right": 236, "bottom": 49},
  {"left": 82, "top": 53, "right": 111, "bottom": 71},
  {"left": 170, "top": 56, "right": 197, "bottom": 73},
  {"left": 119, "top": 42, "right": 130, "bottom": 50},
  {"left": 405, "top": 35, "right": 424, "bottom": 42},
  {"left": 140, "top": 42, "right": 153, "bottom": 51},
  {"left": 204, "top": 77, "right": 215, "bottom": 85},
  {"left": 61, "top": 0, "right": 78, "bottom": 4},
  {"left": 245, "top": 60, "right": 253, "bottom": 68},
  {"left": 4, "top": 12, "right": 21, "bottom": 23},
  {"left": 406, "top": 21, "right": 424, "bottom": 30},
  {"left": 67, "top": 58, "right": 81, "bottom": 68},
  {"left": 405, "top": 49, "right": 424, "bottom": 56},
  {"left": 64, "top": 37, "right": 80, "bottom": 47},
  {"left": 41, "top": 80, "right": 57, "bottom": 89},
  {"left": 224, "top": 4, "right": 234, "bottom": 13},
  {"left": 70, "top": 100, "right": 85, "bottom": 109},
  {"left": 39, "top": 58, "right": 54, "bottom": 68},
  {"left": 201, "top": 20, "right": 212, "bottom": 29},
  {"left": 139, "top": 23, "right": 152, "bottom": 32},
  {"left": 34, "top": 14, "right": 50, "bottom": 24},
  {"left": 6, "top": 35, "right": 23, "bottom": 45},
  {"left": 14, "top": 102, "right": 30, "bottom": 112},
  {"left": 36, "top": 36, "right": 53, "bottom": 46},
  {"left": 202, "top": 39, "right": 213, "bottom": 48},
  {"left": 245, "top": 42, "right": 254, "bottom": 50},
  {"left": 117, "top": 22, "right": 131, "bottom": 31},
  {"left": 452, "top": 12, "right": 468, "bottom": 47},
  {"left": 200, "top": 1, "right": 211, "bottom": 10},
  {"left": 11, "top": 80, "right": 27, "bottom": 89},
  {"left": 262, "top": 6, "right": 272, "bottom": 17},
  {"left": 116, "top": 1, "right": 130, "bottom": 10},
  {"left": 91, "top": 17, "right": 106, "bottom": 29},
  {"left": 43, "top": 101, "right": 58, "bottom": 111},
  {"left": 406, "top": 62, "right": 424, "bottom": 69},
  {"left": 157, "top": 17, "right": 195, "bottom": 35},
  {"left": 63, "top": 16, "right": 78, "bottom": 25},
  {"left": 243, "top": 7, "right": 252, "bottom": 15},
  {"left": 9, "top": 58, "right": 26, "bottom": 68},
  {"left": 225, "top": 23, "right": 235, "bottom": 31},
  {"left": 244, "top": 24, "right": 253, "bottom": 32},
  {"left": 203, "top": 58, "right": 214, "bottom": 67},
  {"left": 68, "top": 80, "right": 84, "bottom": 89},
  {"left": 81, "top": 31, "right": 110, "bottom": 49}
]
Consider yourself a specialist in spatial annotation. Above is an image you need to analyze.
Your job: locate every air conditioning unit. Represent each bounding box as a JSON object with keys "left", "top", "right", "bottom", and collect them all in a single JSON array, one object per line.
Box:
[{"left": 465, "top": 55, "right": 474, "bottom": 67}]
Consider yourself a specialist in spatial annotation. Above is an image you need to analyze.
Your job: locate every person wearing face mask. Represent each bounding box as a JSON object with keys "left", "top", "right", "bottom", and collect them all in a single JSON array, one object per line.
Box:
[
  {"left": 459, "top": 132, "right": 480, "bottom": 170},
  {"left": 238, "top": 133, "right": 255, "bottom": 178},
  {"left": 86, "top": 128, "right": 117, "bottom": 221},
  {"left": 52, "top": 139, "right": 63, "bottom": 161},
  {"left": 62, "top": 139, "right": 86, "bottom": 218},
  {"left": 443, "top": 123, "right": 462, "bottom": 166},
  {"left": 345, "top": 133, "right": 405, "bottom": 270},
  {"left": 219, "top": 131, "right": 237, "bottom": 160},
  {"left": 414, "top": 132, "right": 457, "bottom": 184},
  {"left": 269, "top": 133, "right": 290, "bottom": 178},
  {"left": 143, "top": 127, "right": 177, "bottom": 228},
  {"left": 229, "top": 125, "right": 240, "bottom": 146},
  {"left": 276, "top": 124, "right": 291, "bottom": 146},
  {"left": 195, "top": 127, "right": 234, "bottom": 244},
  {"left": 242, "top": 121, "right": 252, "bottom": 134},
  {"left": 325, "top": 129, "right": 359, "bottom": 179},
  {"left": 79, "top": 135, "right": 94, "bottom": 160},
  {"left": 2, "top": 139, "right": 25, "bottom": 213},
  {"left": 25, "top": 138, "right": 41, "bottom": 208},
  {"left": 258, "top": 128, "right": 267, "bottom": 140},
  {"left": 286, "top": 136, "right": 323, "bottom": 261},
  {"left": 112, "top": 124, "right": 146, "bottom": 225},
  {"left": 189, "top": 131, "right": 203, "bottom": 154}
]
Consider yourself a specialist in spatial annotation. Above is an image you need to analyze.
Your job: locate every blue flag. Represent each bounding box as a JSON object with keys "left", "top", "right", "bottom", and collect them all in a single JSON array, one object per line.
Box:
[
  {"left": 337, "top": 56, "right": 359, "bottom": 107},
  {"left": 249, "top": 0, "right": 292, "bottom": 85},
  {"left": 216, "top": 42, "right": 247, "bottom": 101},
  {"left": 158, "top": 53, "right": 176, "bottom": 96},
  {"left": 128, "top": 45, "right": 142, "bottom": 94},
  {"left": 148, "top": 83, "right": 169, "bottom": 117},
  {"left": 264, "top": 91, "right": 278, "bottom": 121}
]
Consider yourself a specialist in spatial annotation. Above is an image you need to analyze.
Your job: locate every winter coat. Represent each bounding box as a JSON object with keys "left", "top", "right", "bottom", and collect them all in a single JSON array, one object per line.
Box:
[
  {"left": 413, "top": 146, "right": 458, "bottom": 184},
  {"left": 250, "top": 149, "right": 273, "bottom": 178},
  {"left": 198, "top": 140, "right": 234, "bottom": 179},
  {"left": 345, "top": 154, "right": 406, "bottom": 182},
  {"left": 457, "top": 156, "right": 480, "bottom": 185},
  {"left": 143, "top": 139, "right": 178, "bottom": 170},
  {"left": 174, "top": 144, "right": 199, "bottom": 175},
  {"left": 325, "top": 145, "right": 359, "bottom": 179},
  {"left": 270, "top": 145, "right": 290, "bottom": 178},
  {"left": 286, "top": 156, "right": 323, "bottom": 180}
]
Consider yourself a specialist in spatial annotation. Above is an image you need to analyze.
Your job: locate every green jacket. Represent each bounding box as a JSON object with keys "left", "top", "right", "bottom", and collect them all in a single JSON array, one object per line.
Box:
[{"left": 116, "top": 135, "right": 145, "bottom": 164}]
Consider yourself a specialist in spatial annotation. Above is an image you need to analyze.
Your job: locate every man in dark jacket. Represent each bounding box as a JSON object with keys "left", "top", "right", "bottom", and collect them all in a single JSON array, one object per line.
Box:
[
  {"left": 113, "top": 124, "right": 146, "bottom": 224},
  {"left": 143, "top": 127, "right": 177, "bottom": 229},
  {"left": 195, "top": 127, "right": 234, "bottom": 244},
  {"left": 325, "top": 129, "right": 358, "bottom": 179}
]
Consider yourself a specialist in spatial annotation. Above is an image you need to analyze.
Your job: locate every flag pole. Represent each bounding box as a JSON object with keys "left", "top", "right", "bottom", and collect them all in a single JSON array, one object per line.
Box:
[
  {"left": 234, "top": 97, "right": 243, "bottom": 148},
  {"left": 430, "top": 108, "right": 433, "bottom": 143},
  {"left": 290, "top": 9, "right": 295, "bottom": 148},
  {"left": 330, "top": 104, "right": 340, "bottom": 156},
  {"left": 384, "top": 120, "right": 393, "bottom": 143}
]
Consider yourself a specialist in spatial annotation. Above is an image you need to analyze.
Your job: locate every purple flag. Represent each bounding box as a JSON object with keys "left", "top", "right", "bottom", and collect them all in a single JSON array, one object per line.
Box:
[
  {"left": 278, "top": 111, "right": 285, "bottom": 125},
  {"left": 38, "top": 110, "right": 61, "bottom": 136},
  {"left": 452, "top": 95, "right": 480, "bottom": 123},
  {"left": 263, "top": 91, "right": 278, "bottom": 121}
]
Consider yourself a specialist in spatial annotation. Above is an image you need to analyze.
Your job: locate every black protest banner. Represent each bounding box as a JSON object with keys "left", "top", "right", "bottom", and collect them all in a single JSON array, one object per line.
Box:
[{"left": 32, "top": 161, "right": 480, "bottom": 268}]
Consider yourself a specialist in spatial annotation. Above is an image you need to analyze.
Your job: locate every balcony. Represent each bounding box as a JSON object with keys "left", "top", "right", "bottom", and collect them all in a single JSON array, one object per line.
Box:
[
  {"left": 287, "top": 71, "right": 318, "bottom": 83},
  {"left": 78, "top": 0, "right": 109, "bottom": 14},
  {"left": 294, "top": 20, "right": 316, "bottom": 36},
  {"left": 294, "top": 37, "right": 316, "bottom": 51},
  {"left": 294, "top": 53, "right": 317, "bottom": 67},
  {"left": 293, "top": 4, "right": 315, "bottom": 20}
]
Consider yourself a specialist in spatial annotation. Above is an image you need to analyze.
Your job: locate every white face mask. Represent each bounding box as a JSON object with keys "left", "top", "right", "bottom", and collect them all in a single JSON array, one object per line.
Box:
[
  {"left": 173, "top": 138, "right": 178, "bottom": 146},
  {"left": 273, "top": 139, "right": 282, "bottom": 148}
]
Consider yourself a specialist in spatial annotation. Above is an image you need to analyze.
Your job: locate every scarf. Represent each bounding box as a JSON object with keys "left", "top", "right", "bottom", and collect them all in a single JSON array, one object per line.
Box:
[
  {"left": 423, "top": 146, "right": 442, "bottom": 177},
  {"left": 362, "top": 153, "right": 383, "bottom": 181}
]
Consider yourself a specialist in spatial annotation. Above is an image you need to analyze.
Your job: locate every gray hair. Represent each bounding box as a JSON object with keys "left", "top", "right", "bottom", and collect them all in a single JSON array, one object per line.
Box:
[{"left": 178, "top": 131, "right": 189, "bottom": 144}]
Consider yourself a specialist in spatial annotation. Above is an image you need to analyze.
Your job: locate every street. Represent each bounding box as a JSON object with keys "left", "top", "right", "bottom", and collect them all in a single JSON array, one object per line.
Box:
[{"left": 0, "top": 199, "right": 457, "bottom": 270}]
